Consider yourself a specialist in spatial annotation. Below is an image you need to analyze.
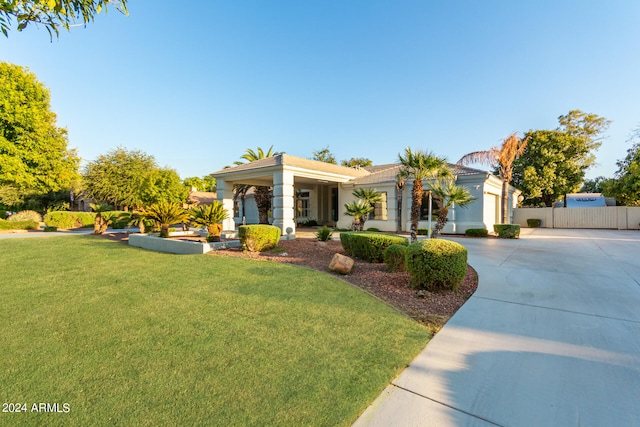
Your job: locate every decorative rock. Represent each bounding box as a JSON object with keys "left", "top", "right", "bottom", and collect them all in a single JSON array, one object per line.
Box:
[{"left": 329, "top": 253, "right": 354, "bottom": 275}]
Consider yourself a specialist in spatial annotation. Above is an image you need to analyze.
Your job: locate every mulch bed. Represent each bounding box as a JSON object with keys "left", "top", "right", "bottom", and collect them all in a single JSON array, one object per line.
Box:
[{"left": 98, "top": 233, "right": 478, "bottom": 330}]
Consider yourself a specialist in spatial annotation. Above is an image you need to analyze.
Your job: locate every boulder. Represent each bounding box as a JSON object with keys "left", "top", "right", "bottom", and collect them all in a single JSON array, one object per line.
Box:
[{"left": 329, "top": 253, "right": 354, "bottom": 275}]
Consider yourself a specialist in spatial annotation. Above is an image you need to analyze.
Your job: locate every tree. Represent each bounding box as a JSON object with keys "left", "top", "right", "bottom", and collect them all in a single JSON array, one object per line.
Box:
[
  {"left": 183, "top": 176, "right": 216, "bottom": 192},
  {"left": 139, "top": 167, "right": 189, "bottom": 206},
  {"left": 140, "top": 201, "right": 189, "bottom": 238},
  {"left": 398, "top": 148, "right": 451, "bottom": 242},
  {"left": 0, "top": 62, "right": 80, "bottom": 210},
  {"left": 189, "top": 201, "right": 229, "bottom": 242},
  {"left": 511, "top": 130, "right": 596, "bottom": 207},
  {"left": 83, "top": 147, "right": 156, "bottom": 210},
  {"left": 0, "top": 0, "right": 128, "bottom": 38},
  {"left": 345, "top": 188, "right": 382, "bottom": 231},
  {"left": 235, "top": 146, "right": 281, "bottom": 224},
  {"left": 341, "top": 157, "right": 372, "bottom": 168},
  {"left": 457, "top": 133, "right": 529, "bottom": 223},
  {"left": 311, "top": 146, "right": 336, "bottom": 164},
  {"left": 428, "top": 180, "right": 475, "bottom": 238},
  {"left": 602, "top": 128, "right": 640, "bottom": 206},
  {"left": 557, "top": 109, "right": 611, "bottom": 146},
  {"left": 580, "top": 176, "right": 608, "bottom": 193}
]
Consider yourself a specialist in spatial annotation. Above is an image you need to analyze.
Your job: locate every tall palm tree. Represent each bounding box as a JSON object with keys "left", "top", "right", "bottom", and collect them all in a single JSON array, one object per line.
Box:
[
  {"left": 398, "top": 148, "right": 452, "bottom": 242},
  {"left": 457, "top": 133, "right": 529, "bottom": 224},
  {"left": 429, "top": 180, "right": 476, "bottom": 238},
  {"left": 235, "top": 146, "right": 281, "bottom": 224}
]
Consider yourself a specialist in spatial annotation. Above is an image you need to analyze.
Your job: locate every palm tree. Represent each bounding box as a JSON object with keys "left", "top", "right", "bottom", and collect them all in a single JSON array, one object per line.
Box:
[
  {"left": 346, "top": 188, "right": 383, "bottom": 231},
  {"left": 189, "top": 201, "right": 230, "bottom": 242},
  {"left": 235, "top": 146, "right": 281, "bottom": 224},
  {"left": 141, "top": 201, "right": 189, "bottom": 238},
  {"left": 457, "top": 133, "right": 529, "bottom": 224},
  {"left": 429, "top": 180, "right": 476, "bottom": 238},
  {"left": 344, "top": 200, "right": 373, "bottom": 231},
  {"left": 398, "top": 148, "right": 452, "bottom": 242},
  {"left": 90, "top": 203, "right": 112, "bottom": 235}
]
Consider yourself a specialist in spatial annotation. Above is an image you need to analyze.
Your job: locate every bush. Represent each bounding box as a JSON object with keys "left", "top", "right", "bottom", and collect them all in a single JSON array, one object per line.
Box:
[
  {"left": 109, "top": 211, "right": 130, "bottom": 229},
  {"left": 493, "top": 224, "right": 520, "bottom": 239},
  {"left": 339, "top": 232, "right": 409, "bottom": 262},
  {"left": 366, "top": 227, "right": 380, "bottom": 232},
  {"left": 298, "top": 219, "right": 318, "bottom": 227},
  {"left": 383, "top": 244, "right": 408, "bottom": 272},
  {"left": 417, "top": 228, "right": 430, "bottom": 235},
  {"left": 406, "top": 239, "right": 467, "bottom": 291},
  {"left": 0, "top": 219, "right": 38, "bottom": 230},
  {"left": 315, "top": 226, "right": 333, "bottom": 241},
  {"left": 8, "top": 210, "right": 42, "bottom": 222},
  {"left": 44, "top": 211, "right": 96, "bottom": 229},
  {"left": 239, "top": 225, "right": 281, "bottom": 252},
  {"left": 43, "top": 226, "right": 58, "bottom": 232},
  {"left": 526, "top": 218, "right": 542, "bottom": 228},
  {"left": 465, "top": 228, "right": 488, "bottom": 237}
]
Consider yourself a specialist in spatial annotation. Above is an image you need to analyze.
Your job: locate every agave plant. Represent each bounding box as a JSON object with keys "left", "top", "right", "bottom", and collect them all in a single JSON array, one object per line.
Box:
[
  {"left": 141, "top": 201, "right": 189, "bottom": 238},
  {"left": 189, "top": 201, "right": 230, "bottom": 242}
]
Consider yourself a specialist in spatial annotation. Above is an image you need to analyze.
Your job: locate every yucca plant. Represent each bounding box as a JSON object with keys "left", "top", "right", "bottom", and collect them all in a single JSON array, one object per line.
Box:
[
  {"left": 189, "top": 201, "right": 230, "bottom": 242},
  {"left": 141, "top": 202, "right": 189, "bottom": 238}
]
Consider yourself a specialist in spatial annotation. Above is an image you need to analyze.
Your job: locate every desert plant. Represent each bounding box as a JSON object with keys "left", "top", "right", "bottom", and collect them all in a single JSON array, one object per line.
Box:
[
  {"left": 339, "top": 232, "right": 409, "bottom": 262},
  {"left": 315, "top": 226, "right": 333, "bottom": 242},
  {"left": 383, "top": 244, "right": 408, "bottom": 272},
  {"left": 90, "top": 203, "right": 113, "bottom": 234},
  {"left": 527, "top": 218, "right": 542, "bottom": 228},
  {"left": 7, "top": 210, "right": 42, "bottom": 222},
  {"left": 494, "top": 224, "right": 520, "bottom": 238},
  {"left": 141, "top": 201, "right": 190, "bottom": 238},
  {"left": 465, "top": 228, "right": 489, "bottom": 237},
  {"left": 406, "top": 239, "right": 467, "bottom": 291},
  {"left": 238, "top": 224, "right": 281, "bottom": 252},
  {"left": 189, "top": 201, "right": 230, "bottom": 242}
]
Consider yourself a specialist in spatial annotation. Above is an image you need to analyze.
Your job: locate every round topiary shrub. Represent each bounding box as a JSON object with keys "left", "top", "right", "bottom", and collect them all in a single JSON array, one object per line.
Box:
[
  {"left": 238, "top": 224, "right": 281, "bottom": 252},
  {"left": 493, "top": 224, "right": 520, "bottom": 238},
  {"left": 8, "top": 210, "right": 42, "bottom": 223},
  {"left": 526, "top": 218, "right": 542, "bottom": 228},
  {"left": 406, "top": 239, "right": 467, "bottom": 291},
  {"left": 465, "top": 228, "right": 488, "bottom": 237},
  {"left": 383, "top": 244, "right": 408, "bottom": 272}
]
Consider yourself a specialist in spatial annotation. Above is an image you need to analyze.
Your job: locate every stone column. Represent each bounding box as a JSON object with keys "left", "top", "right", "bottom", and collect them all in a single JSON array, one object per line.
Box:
[
  {"left": 272, "top": 170, "right": 296, "bottom": 237},
  {"left": 216, "top": 178, "right": 236, "bottom": 231}
]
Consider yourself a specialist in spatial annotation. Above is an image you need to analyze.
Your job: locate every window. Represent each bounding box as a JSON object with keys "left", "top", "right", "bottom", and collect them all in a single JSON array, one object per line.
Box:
[
  {"left": 370, "top": 192, "right": 388, "bottom": 220},
  {"left": 296, "top": 191, "right": 310, "bottom": 218},
  {"left": 233, "top": 201, "right": 240, "bottom": 218},
  {"left": 420, "top": 192, "right": 442, "bottom": 220}
]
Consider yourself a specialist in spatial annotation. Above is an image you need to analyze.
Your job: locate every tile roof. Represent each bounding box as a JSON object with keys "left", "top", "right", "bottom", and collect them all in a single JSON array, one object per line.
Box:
[{"left": 211, "top": 154, "right": 369, "bottom": 177}]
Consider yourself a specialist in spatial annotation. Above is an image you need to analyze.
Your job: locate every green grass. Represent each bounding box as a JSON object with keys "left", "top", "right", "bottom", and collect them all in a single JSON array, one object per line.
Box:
[{"left": 0, "top": 237, "right": 429, "bottom": 426}]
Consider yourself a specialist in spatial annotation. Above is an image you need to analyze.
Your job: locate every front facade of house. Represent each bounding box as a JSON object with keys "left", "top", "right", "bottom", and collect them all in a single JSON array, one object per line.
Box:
[{"left": 211, "top": 154, "right": 520, "bottom": 236}]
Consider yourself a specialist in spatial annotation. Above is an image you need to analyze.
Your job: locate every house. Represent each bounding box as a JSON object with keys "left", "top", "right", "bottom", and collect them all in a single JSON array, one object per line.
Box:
[{"left": 210, "top": 154, "right": 520, "bottom": 236}]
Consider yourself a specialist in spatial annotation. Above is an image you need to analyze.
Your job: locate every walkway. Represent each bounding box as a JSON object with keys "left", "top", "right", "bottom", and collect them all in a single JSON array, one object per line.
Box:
[{"left": 354, "top": 228, "right": 640, "bottom": 426}]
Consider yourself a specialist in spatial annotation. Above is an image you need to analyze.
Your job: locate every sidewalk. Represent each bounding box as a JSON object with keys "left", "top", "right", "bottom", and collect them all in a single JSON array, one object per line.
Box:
[{"left": 354, "top": 228, "right": 640, "bottom": 426}]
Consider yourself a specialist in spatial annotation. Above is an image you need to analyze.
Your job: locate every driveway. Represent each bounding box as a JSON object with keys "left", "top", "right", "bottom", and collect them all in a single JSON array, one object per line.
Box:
[{"left": 354, "top": 228, "right": 640, "bottom": 426}]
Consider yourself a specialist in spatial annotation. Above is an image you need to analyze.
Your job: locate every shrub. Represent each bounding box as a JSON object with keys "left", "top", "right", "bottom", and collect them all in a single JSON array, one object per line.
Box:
[
  {"left": 44, "top": 211, "right": 96, "bottom": 229},
  {"left": 0, "top": 219, "right": 38, "bottom": 230},
  {"left": 315, "top": 226, "right": 333, "bottom": 241},
  {"left": 493, "top": 224, "right": 520, "bottom": 239},
  {"left": 299, "top": 218, "right": 318, "bottom": 227},
  {"left": 417, "top": 228, "right": 430, "bottom": 235},
  {"left": 406, "top": 239, "right": 467, "bottom": 291},
  {"left": 366, "top": 227, "right": 380, "bottom": 232},
  {"left": 465, "top": 228, "right": 488, "bottom": 237},
  {"left": 383, "top": 244, "right": 407, "bottom": 272},
  {"left": 109, "top": 211, "right": 130, "bottom": 229},
  {"left": 8, "top": 210, "right": 42, "bottom": 222},
  {"left": 339, "top": 232, "right": 409, "bottom": 262},
  {"left": 239, "top": 225, "right": 281, "bottom": 252},
  {"left": 43, "top": 226, "right": 58, "bottom": 232},
  {"left": 526, "top": 218, "right": 542, "bottom": 228}
]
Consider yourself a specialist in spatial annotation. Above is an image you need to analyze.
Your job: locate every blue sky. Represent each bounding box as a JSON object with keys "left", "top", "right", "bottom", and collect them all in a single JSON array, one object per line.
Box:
[{"left": 2, "top": 1, "right": 639, "bottom": 181}]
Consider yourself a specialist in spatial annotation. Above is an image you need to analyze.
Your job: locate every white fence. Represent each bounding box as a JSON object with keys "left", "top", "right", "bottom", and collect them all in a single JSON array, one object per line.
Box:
[{"left": 513, "top": 207, "right": 640, "bottom": 230}]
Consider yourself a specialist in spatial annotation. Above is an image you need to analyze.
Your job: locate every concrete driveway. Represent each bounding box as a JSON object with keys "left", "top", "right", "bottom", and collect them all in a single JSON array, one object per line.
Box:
[{"left": 354, "top": 229, "right": 640, "bottom": 427}]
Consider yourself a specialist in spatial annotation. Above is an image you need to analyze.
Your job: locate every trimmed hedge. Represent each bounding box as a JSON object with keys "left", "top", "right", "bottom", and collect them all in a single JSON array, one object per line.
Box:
[
  {"left": 526, "top": 218, "right": 542, "bottom": 228},
  {"left": 493, "top": 224, "right": 520, "bottom": 239},
  {"left": 340, "top": 232, "right": 409, "bottom": 263},
  {"left": 43, "top": 226, "right": 58, "bottom": 232},
  {"left": 383, "top": 244, "right": 408, "bottom": 272},
  {"left": 465, "top": 228, "right": 488, "bottom": 237},
  {"left": 417, "top": 228, "right": 430, "bottom": 235},
  {"left": 44, "top": 211, "right": 96, "bottom": 229},
  {"left": 0, "top": 219, "right": 38, "bottom": 230},
  {"left": 406, "top": 239, "right": 468, "bottom": 291},
  {"left": 238, "top": 224, "right": 281, "bottom": 252}
]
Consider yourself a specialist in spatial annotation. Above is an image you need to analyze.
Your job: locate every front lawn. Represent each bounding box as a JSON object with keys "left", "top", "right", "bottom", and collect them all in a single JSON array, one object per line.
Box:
[{"left": 0, "top": 236, "right": 429, "bottom": 426}]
